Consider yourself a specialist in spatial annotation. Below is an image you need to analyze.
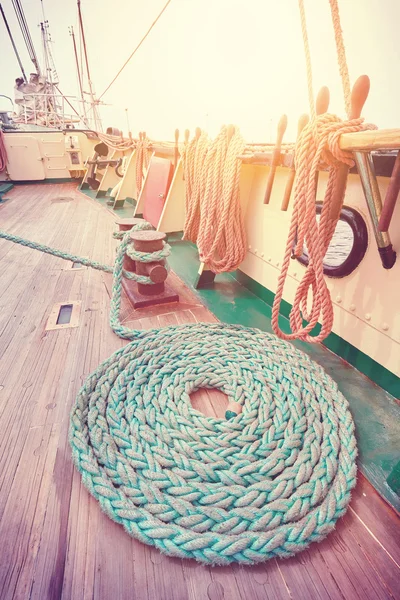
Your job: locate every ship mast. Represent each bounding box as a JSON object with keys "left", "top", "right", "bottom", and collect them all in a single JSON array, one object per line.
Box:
[
  {"left": 77, "top": 0, "right": 102, "bottom": 131},
  {"left": 69, "top": 25, "right": 88, "bottom": 125},
  {"left": 40, "top": 1, "right": 59, "bottom": 87}
]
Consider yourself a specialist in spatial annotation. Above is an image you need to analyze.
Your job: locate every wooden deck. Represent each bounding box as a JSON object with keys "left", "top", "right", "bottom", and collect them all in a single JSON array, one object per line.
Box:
[{"left": 0, "top": 183, "right": 398, "bottom": 600}]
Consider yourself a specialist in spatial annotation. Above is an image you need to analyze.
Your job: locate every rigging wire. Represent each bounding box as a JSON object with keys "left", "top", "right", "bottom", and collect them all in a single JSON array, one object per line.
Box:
[
  {"left": 77, "top": 0, "right": 102, "bottom": 131},
  {"left": 69, "top": 25, "right": 88, "bottom": 126},
  {"left": 98, "top": 0, "right": 172, "bottom": 101},
  {"left": 11, "top": 0, "right": 40, "bottom": 73},
  {"left": 0, "top": 3, "right": 27, "bottom": 81}
]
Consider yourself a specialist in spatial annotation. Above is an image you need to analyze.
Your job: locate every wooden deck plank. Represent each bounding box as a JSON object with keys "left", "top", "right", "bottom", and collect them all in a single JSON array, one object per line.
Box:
[
  {"left": 315, "top": 518, "right": 395, "bottom": 600},
  {"left": 0, "top": 422, "right": 60, "bottom": 600},
  {"left": 0, "top": 183, "right": 398, "bottom": 600},
  {"left": 235, "top": 560, "right": 292, "bottom": 600},
  {"left": 349, "top": 474, "right": 400, "bottom": 565}
]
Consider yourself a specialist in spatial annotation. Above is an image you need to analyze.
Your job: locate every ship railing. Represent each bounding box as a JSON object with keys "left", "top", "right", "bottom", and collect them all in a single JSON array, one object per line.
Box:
[{"left": 17, "top": 93, "right": 87, "bottom": 129}]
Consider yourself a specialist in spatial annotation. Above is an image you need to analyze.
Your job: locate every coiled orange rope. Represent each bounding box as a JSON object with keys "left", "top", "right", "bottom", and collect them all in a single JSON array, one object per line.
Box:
[
  {"left": 97, "top": 132, "right": 135, "bottom": 151},
  {"left": 182, "top": 131, "right": 210, "bottom": 243},
  {"left": 135, "top": 134, "right": 151, "bottom": 196},
  {"left": 197, "top": 126, "right": 246, "bottom": 272},
  {"left": 182, "top": 126, "right": 246, "bottom": 272},
  {"left": 271, "top": 0, "right": 373, "bottom": 342}
]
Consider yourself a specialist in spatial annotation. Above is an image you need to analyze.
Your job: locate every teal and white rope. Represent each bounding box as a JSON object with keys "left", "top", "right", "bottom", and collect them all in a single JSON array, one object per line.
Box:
[
  {"left": 0, "top": 222, "right": 357, "bottom": 565},
  {"left": 0, "top": 222, "right": 164, "bottom": 286}
]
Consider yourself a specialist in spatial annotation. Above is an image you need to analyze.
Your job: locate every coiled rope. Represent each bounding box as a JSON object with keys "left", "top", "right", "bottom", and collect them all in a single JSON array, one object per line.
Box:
[
  {"left": 181, "top": 130, "right": 210, "bottom": 243},
  {"left": 271, "top": 0, "right": 374, "bottom": 343},
  {"left": 0, "top": 216, "right": 357, "bottom": 564},
  {"left": 97, "top": 132, "right": 136, "bottom": 152},
  {"left": 136, "top": 134, "right": 151, "bottom": 196},
  {"left": 182, "top": 126, "right": 246, "bottom": 273}
]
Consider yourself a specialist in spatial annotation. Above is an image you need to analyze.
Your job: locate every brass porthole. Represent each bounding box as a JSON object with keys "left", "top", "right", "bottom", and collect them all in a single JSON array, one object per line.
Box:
[{"left": 295, "top": 203, "right": 369, "bottom": 278}]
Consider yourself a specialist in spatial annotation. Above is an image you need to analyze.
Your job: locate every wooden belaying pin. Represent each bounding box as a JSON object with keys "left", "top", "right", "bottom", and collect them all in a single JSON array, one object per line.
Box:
[
  {"left": 281, "top": 113, "right": 309, "bottom": 211},
  {"left": 329, "top": 75, "right": 370, "bottom": 221},
  {"left": 226, "top": 124, "right": 235, "bottom": 144},
  {"left": 379, "top": 150, "right": 400, "bottom": 232},
  {"left": 315, "top": 85, "right": 330, "bottom": 116},
  {"left": 182, "top": 129, "right": 190, "bottom": 181},
  {"left": 264, "top": 114, "right": 288, "bottom": 204},
  {"left": 314, "top": 86, "right": 330, "bottom": 198},
  {"left": 174, "top": 129, "right": 179, "bottom": 172}
]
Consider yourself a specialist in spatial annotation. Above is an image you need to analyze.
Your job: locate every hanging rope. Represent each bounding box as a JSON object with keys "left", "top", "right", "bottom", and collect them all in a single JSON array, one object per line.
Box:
[
  {"left": 0, "top": 130, "right": 8, "bottom": 172},
  {"left": 271, "top": 0, "right": 373, "bottom": 342},
  {"left": 297, "top": 0, "right": 316, "bottom": 120},
  {"left": 328, "top": 0, "right": 351, "bottom": 117},
  {"left": 182, "top": 126, "right": 246, "bottom": 273},
  {"left": 97, "top": 132, "right": 136, "bottom": 151},
  {"left": 135, "top": 134, "right": 151, "bottom": 196},
  {"left": 197, "top": 126, "right": 246, "bottom": 272},
  {"left": 182, "top": 131, "right": 210, "bottom": 243}
]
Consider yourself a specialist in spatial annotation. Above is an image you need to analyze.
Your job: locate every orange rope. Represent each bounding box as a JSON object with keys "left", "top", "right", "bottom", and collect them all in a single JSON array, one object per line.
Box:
[
  {"left": 328, "top": 0, "right": 351, "bottom": 117},
  {"left": 197, "top": 126, "right": 246, "bottom": 273},
  {"left": 272, "top": 115, "right": 371, "bottom": 342},
  {"left": 182, "top": 126, "right": 246, "bottom": 272},
  {"left": 135, "top": 135, "right": 151, "bottom": 196},
  {"left": 97, "top": 133, "right": 135, "bottom": 151},
  {"left": 297, "top": 0, "right": 316, "bottom": 120},
  {"left": 182, "top": 131, "right": 210, "bottom": 243},
  {"left": 271, "top": 0, "right": 369, "bottom": 342}
]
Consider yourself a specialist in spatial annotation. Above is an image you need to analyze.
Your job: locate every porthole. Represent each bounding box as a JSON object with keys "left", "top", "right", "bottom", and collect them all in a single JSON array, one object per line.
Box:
[{"left": 295, "top": 203, "right": 368, "bottom": 278}]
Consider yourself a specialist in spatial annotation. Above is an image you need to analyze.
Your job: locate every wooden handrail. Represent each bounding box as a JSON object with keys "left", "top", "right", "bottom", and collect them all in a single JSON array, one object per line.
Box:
[{"left": 339, "top": 128, "right": 400, "bottom": 151}]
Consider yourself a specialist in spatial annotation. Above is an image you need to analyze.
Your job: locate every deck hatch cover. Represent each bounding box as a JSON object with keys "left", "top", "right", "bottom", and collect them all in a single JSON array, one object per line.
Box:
[
  {"left": 46, "top": 301, "right": 81, "bottom": 331},
  {"left": 56, "top": 304, "right": 73, "bottom": 325}
]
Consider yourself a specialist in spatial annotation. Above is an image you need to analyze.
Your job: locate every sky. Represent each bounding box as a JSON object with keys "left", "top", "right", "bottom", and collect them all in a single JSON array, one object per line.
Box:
[{"left": 0, "top": 0, "right": 399, "bottom": 141}]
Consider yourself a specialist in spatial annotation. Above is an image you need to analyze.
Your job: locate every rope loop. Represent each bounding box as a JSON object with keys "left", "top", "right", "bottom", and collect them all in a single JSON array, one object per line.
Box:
[
  {"left": 272, "top": 113, "right": 375, "bottom": 343},
  {"left": 272, "top": 0, "right": 378, "bottom": 344},
  {"left": 126, "top": 243, "right": 170, "bottom": 263}
]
